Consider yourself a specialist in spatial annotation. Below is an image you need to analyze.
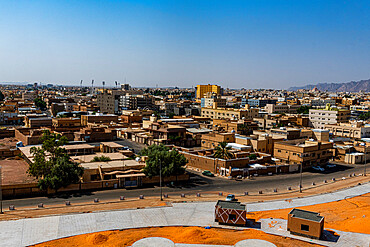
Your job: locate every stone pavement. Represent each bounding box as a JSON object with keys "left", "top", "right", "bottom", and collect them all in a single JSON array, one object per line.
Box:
[{"left": 0, "top": 182, "right": 368, "bottom": 247}]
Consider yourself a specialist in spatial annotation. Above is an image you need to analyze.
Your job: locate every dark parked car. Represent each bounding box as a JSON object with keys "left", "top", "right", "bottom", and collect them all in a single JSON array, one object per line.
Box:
[{"left": 202, "top": 170, "right": 215, "bottom": 177}]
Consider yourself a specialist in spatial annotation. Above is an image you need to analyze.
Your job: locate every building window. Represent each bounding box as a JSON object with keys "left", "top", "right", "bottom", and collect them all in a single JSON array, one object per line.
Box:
[{"left": 301, "top": 224, "right": 310, "bottom": 231}]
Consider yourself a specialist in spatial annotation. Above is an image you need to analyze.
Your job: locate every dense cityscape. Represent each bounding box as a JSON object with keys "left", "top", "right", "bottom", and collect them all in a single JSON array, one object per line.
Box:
[
  {"left": 1, "top": 0, "right": 369, "bottom": 246},
  {"left": 0, "top": 81, "right": 369, "bottom": 246}
]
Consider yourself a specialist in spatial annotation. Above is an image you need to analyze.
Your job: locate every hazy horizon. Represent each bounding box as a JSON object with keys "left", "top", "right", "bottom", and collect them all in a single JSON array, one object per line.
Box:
[{"left": 1, "top": 0, "right": 369, "bottom": 89}]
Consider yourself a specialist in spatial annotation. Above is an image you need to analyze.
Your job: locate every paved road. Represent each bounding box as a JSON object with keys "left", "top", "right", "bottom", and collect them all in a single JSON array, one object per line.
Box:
[
  {"left": 1, "top": 183, "right": 369, "bottom": 247},
  {"left": 2, "top": 163, "right": 366, "bottom": 208}
]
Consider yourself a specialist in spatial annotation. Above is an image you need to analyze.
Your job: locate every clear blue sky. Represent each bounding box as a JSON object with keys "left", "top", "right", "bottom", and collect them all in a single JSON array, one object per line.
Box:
[{"left": 0, "top": 0, "right": 369, "bottom": 89}]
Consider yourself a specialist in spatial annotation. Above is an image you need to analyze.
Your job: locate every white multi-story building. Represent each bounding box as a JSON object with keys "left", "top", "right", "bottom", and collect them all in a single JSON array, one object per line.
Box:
[{"left": 309, "top": 109, "right": 350, "bottom": 129}]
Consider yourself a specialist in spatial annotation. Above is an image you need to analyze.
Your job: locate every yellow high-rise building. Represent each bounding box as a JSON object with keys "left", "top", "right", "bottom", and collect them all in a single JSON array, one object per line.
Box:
[{"left": 196, "top": 84, "right": 221, "bottom": 99}]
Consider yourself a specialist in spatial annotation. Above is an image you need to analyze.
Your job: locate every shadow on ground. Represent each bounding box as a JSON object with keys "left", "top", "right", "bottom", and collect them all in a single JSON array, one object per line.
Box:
[{"left": 321, "top": 229, "right": 340, "bottom": 242}]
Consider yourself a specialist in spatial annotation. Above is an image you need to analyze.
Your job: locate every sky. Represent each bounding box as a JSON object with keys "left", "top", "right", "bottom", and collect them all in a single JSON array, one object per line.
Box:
[{"left": 0, "top": 0, "right": 369, "bottom": 89}]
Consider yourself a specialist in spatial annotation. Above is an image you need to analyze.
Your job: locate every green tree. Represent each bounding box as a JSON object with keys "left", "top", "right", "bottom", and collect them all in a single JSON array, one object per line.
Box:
[
  {"left": 140, "top": 144, "right": 187, "bottom": 178},
  {"left": 359, "top": 112, "right": 370, "bottom": 120},
  {"left": 28, "top": 130, "right": 84, "bottom": 192},
  {"left": 91, "top": 155, "right": 112, "bottom": 162},
  {"left": 297, "top": 105, "right": 311, "bottom": 114},
  {"left": 214, "top": 142, "right": 234, "bottom": 160},
  {"left": 34, "top": 97, "right": 47, "bottom": 110},
  {"left": 248, "top": 154, "right": 257, "bottom": 160},
  {"left": 0, "top": 90, "right": 4, "bottom": 101}
]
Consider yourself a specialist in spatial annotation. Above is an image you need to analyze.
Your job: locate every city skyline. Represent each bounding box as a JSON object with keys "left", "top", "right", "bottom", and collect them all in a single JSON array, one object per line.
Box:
[{"left": 0, "top": 0, "right": 369, "bottom": 89}]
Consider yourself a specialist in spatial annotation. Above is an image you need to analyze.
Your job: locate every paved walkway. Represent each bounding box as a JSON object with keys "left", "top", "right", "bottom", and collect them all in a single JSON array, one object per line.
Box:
[{"left": 0, "top": 183, "right": 369, "bottom": 247}]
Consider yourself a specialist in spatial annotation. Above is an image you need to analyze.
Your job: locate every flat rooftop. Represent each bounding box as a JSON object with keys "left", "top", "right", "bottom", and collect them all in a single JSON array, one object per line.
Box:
[
  {"left": 289, "top": 208, "right": 323, "bottom": 222},
  {"left": 80, "top": 160, "right": 143, "bottom": 170},
  {"left": 216, "top": 200, "right": 246, "bottom": 211},
  {"left": 0, "top": 160, "right": 37, "bottom": 185},
  {"left": 70, "top": 152, "right": 128, "bottom": 163},
  {"left": 100, "top": 142, "right": 124, "bottom": 148}
]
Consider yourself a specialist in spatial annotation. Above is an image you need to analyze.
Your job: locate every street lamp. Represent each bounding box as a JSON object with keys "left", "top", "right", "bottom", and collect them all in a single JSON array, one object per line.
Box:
[
  {"left": 299, "top": 163, "right": 303, "bottom": 193},
  {"left": 159, "top": 159, "right": 163, "bottom": 201},
  {"left": 365, "top": 145, "right": 367, "bottom": 177}
]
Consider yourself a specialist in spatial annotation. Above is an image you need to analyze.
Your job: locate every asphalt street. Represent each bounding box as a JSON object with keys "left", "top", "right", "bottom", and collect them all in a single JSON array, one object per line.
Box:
[{"left": 2, "top": 162, "right": 366, "bottom": 209}]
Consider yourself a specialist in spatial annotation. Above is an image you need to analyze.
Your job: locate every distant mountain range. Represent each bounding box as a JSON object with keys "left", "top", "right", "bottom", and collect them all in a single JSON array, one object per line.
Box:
[{"left": 289, "top": 79, "right": 370, "bottom": 92}]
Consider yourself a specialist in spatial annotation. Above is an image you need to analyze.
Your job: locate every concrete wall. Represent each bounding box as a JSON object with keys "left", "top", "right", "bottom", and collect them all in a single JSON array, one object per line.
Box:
[{"left": 287, "top": 214, "right": 324, "bottom": 239}]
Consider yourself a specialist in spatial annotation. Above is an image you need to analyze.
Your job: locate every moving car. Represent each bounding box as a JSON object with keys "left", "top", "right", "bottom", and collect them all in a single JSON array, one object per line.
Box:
[
  {"left": 225, "top": 194, "right": 236, "bottom": 201},
  {"left": 202, "top": 170, "right": 215, "bottom": 177}
]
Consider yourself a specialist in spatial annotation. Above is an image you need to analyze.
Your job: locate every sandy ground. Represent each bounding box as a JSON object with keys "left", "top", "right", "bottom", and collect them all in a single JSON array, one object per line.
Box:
[
  {"left": 0, "top": 175, "right": 368, "bottom": 222},
  {"left": 32, "top": 226, "right": 322, "bottom": 247},
  {"left": 248, "top": 193, "right": 370, "bottom": 234}
]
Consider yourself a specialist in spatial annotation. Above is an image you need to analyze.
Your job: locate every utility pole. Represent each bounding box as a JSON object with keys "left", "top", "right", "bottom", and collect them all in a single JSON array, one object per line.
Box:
[
  {"left": 159, "top": 159, "right": 163, "bottom": 201},
  {"left": 0, "top": 166, "right": 3, "bottom": 214},
  {"left": 299, "top": 163, "right": 303, "bottom": 193},
  {"left": 365, "top": 145, "right": 367, "bottom": 176}
]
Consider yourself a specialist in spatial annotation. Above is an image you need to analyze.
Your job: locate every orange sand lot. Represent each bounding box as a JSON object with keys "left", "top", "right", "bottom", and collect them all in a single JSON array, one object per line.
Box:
[
  {"left": 33, "top": 226, "right": 321, "bottom": 247},
  {"left": 248, "top": 193, "right": 370, "bottom": 234},
  {"left": 32, "top": 194, "right": 369, "bottom": 246}
]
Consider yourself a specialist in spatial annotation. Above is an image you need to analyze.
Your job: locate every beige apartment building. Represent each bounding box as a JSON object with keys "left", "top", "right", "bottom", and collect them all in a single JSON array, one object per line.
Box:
[
  {"left": 201, "top": 93, "right": 227, "bottom": 108},
  {"left": 274, "top": 140, "right": 333, "bottom": 168},
  {"left": 265, "top": 104, "right": 300, "bottom": 114},
  {"left": 325, "top": 121, "right": 370, "bottom": 139},
  {"left": 201, "top": 132, "right": 235, "bottom": 148},
  {"left": 81, "top": 114, "right": 119, "bottom": 126},
  {"left": 201, "top": 107, "right": 259, "bottom": 120},
  {"left": 96, "top": 90, "right": 125, "bottom": 114},
  {"left": 309, "top": 109, "right": 350, "bottom": 129}
]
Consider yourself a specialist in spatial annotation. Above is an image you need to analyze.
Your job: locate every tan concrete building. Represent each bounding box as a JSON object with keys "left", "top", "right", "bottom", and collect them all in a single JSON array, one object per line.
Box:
[
  {"left": 288, "top": 208, "right": 324, "bottom": 239},
  {"left": 235, "top": 133, "right": 283, "bottom": 155},
  {"left": 212, "top": 119, "right": 258, "bottom": 135},
  {"left": 201, "top": 93, "right": 226, "bottom": 108},
  {"left": 196, "top": 84, "right": 221, "bottom": 99},
  {"left": 96, "top": 90, "right": 125, "bottom": 114},
  {"left": 26, "top": 117, "right": 52, "bottom": 128},
  {"left": 81, "top": 114, "right": 119, "bottom": 126},
  {"left": 201, "top": 132, "right": 236, "bottom": 148},
  {"left": 265, "top": 104, "right": 300, "bottom": 114},
  {"left": 273, "top": 139, "right": 333, "bottom": 168},
  {"left": 325, "top": 121, "right": 370, "bottom": 139},
  {"left": 201, "top": 107, "right": 259, "bottom": 120},
  {"left": 52, "top": 118, "right": 81, "bottom": 128}
]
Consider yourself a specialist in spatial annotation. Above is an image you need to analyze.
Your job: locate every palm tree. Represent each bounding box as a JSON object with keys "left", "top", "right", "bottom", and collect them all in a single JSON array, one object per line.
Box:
[{"left": 214, "top": 142, "right": 234, "bottom": 160}]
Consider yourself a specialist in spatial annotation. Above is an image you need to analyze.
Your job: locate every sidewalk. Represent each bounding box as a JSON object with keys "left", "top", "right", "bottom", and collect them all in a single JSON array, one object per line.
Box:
[
  {"left": 0, "top": 182, "right": 368, "bottom": 247},
  {"left": 1, "top": 174, "right": 368, "bottom": 222}
]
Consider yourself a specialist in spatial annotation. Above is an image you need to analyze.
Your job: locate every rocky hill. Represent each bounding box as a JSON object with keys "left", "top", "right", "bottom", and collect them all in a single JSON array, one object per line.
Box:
[{"left": 289, "top": 79, "right": 370, "bottom": 92}]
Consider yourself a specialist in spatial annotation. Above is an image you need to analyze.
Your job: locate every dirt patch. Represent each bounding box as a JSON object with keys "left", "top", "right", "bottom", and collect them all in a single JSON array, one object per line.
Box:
[
  {"left": 86, "top": 233, "right": 109, "bottom": 245},
  {"left": 248, "top": 193, "right": 370, "bottom": 234},
  {"left": 32, "top": 226, "right": 321, "bottom": 247}
]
